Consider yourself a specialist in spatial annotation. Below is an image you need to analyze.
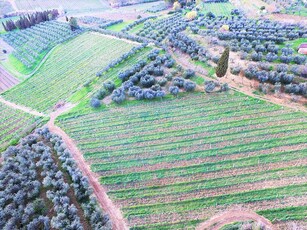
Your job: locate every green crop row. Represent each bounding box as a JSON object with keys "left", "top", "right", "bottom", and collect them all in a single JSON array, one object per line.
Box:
[
  {"left": 123, "top": 184, "right": 307, "bottom": 216},
  {"left": 108, "top": 166, "right": 306, "bottom": 199},
  {"left": 100, "top": 147, "right": 307, "bottom": 185}
]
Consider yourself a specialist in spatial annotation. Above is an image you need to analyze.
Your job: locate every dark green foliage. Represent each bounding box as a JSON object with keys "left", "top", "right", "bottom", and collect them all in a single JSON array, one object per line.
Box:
[
  {"left": 103, "top": 81, "right": 115, "bottom": 93},
  {"left": 90, "top": 98, "right": 101, "bottom": 108},
  {"left": 184, "top": 81, "right": 196, "bottom": 92},
  {"left": 69, "top": 17, "right": 79, "bottom": 31},
  {"left": 216, "top": 47, "right": 229, "bottom": 78},
  {"left": 3, "top": 10, "right": 59, "bottom": 31}
]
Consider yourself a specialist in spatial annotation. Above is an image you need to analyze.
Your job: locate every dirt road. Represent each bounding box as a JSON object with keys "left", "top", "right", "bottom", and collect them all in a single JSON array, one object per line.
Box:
[
  {"left": 196, "top": 209, "right": 275, "bottom": 230},
  {"left": 0, "top": 96, "right": 47, "bottom": 117},
  {"left": 47, "top": 105, "right": 129, "bottom": 230}
]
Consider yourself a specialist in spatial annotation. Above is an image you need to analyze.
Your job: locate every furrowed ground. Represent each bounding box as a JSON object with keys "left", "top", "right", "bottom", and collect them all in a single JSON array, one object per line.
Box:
[
  {"left": 1, "top": 32, "right": 136, "bottom": 112},
  {"left": 57, "top": 91, "right": 307, "bottom": 229},
  {"left": 0, "top": 101, "right": 43, "bottom": 151}
]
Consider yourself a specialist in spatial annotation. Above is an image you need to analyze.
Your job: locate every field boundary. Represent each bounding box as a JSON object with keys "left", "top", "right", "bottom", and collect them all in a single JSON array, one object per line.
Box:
[{"left": 0, "top": 96, "right": 47, "bottom": 117}]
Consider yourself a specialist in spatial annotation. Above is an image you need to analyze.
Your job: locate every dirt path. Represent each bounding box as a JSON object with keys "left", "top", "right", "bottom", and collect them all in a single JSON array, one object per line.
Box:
[
  {"left": 47, "top": 104, "right": 129, "bottom": 230},
  {"left": 196, "top": 209, "right": 275, "bottom": 230},
  {"left": 0, "top": 96, "right": 48, "bottom": 117}
]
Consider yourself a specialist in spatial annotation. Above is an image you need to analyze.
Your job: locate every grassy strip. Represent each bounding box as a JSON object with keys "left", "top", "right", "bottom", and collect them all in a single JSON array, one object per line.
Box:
[
  {"left": 257, "top": 206, "right": 307, "bottom": 222},
  {"left": 122, "top": 184, "right": 307, "bottom": 216},
  {"left": 87, "top": 122, "right": 306, "bottom": 163},
  {"left": 108, "top": 166, "right": 306, "bottom": 199},
  {"left": 99, "top": 147, "right": 307, "bottom": 185},
  {"left": 78, "top": 104, "right": 285, "bottom": 149},
  {"left": 88, "top": 129, "right": 306, "bottom": 160}
]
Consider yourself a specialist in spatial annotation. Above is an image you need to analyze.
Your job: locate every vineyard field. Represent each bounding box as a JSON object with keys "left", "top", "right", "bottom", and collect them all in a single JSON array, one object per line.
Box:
[
  {"left": 1, "top": 32, "right": 136, "bottom": 112},
  {"left": 57, "top": 92, "right": 307, "bottom": 229},
  {"left": 0, "top": 101, "right": 43, "bottom": 151}
]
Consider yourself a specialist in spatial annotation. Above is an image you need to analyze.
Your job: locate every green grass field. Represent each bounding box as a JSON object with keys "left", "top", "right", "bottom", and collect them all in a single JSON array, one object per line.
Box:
[
  {"left": 0, "top": 101, "right": 43, "bottom": 151},
  {"left": 57, "top": 91, "right": 307, "bottom": 229},
  {"left": 200, "top": 2, "right": 234, "bottom": 16},
  {"left": 1, "top": 32, "right": 136, "bottom": 112},
  {"left": 106, "top": 21, "right": 134, "bottom": 32}
]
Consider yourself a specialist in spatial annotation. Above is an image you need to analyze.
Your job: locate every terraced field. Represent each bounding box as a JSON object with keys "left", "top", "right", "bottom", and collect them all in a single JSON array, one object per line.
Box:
[
  {"left": 2, "top": 32, "right": 136, "bottom": 112},
  {"left": 0, "top": 101, "right": 43, "bottom": 151},
  {"left": 57, "top": 92, "right": 307, "bottom": 229}
]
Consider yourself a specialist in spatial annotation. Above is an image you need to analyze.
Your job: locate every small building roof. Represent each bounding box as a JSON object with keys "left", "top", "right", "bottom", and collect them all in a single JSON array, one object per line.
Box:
[{"left": 298, "top": 43, "right": 307, "bottom": 49}]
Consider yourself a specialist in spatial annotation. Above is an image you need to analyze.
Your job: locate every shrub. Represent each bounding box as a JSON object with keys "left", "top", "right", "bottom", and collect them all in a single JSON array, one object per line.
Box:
[
  {"left": 183, "top": 69, "right": 195, "bottom": 79},
  {"left": 90, "top": 98, "right": 101, "bottom": 108},
  {"left": 135, "top": 89, "right": 144, "bottom": 100},
  {"left": 103, "top": 81, "right": 115, "bottom": 92},
  {"left": 212, "top": 55, "right": 220, "bottom": 64},
  {"left": 173, "top": 1, "right": 181, "bottom": 11},
  {"left": 128, "top": 86, "right": 141, "bottom": 97},
  {"left": 276, "top": 64, "right": 288, "bottom": 73},
  {"left": 240, "top": 52, "right": 248, "bottom": 60},
  {"left": 143, "top": 89, "right": 156, "bottom": 99},
  {"left": 221, "top": 83, "right": 230, "bottom": 91},
  {"left": 230, "top": 66, "right": 241, "bottom": 75},
  {"left": 204, "top": 81, "right": 216, "bottom": 93},
  {"left": 301, "top": 66, "right": 307, "bottom": 78},
  {"left": 186, "top": 11, "right": 197, "bottom": 20},
  {"left": 251, "top": 52, "right": 263, "bottom": 62},
  {"left": 169, "top": 86, "right": 179, "bottom": 96},
  {"left": 111, "top": 88, "right": 126, "bottom": 104},
  {"left": 94, "top": 89, "right": 107, "bottom": 100},
  {"left": 140, "top": 75, "right": 156, "bottom": 87},
  {"left": 184, "top": 81, "right": 196, "bottom": 92},
  {"left": 157, "top": 77, "right": 168, "bottom": 86},
  {"left": 173, "top": 77, "right": 185, "bottom": 88},
  {"left": 256, "top": 70, "right": 269, "bottom": 83},
  {"left": 280, "top": 55, "right": 293, "bottom": 64},
  {"left": 155, "top": 90, "right": 166, "bottom": 99},
  {"left": 293, "top": 55, "right": 306, "bottom": 65},
  {"left": 122, "top": 80, "right": 134, "bottom": 90}
]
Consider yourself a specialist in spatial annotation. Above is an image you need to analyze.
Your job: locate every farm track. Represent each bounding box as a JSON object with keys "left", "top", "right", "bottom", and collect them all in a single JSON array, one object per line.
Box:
[
  {"left": 0, "top": 96, "right": 47, "bottom": 117},
  {"left": 47, "top": 105, "right": 129, "bottom": 230},
  {"left": 0, "top": 66, "right": 19, "bottom": 93},
  {"left": 196, "top": 210, "right": 275, "bottom": 230}
]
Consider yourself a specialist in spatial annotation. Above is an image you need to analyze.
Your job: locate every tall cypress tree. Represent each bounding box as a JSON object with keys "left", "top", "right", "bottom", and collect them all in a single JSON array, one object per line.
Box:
[{"left": 216, "top": 46, "right": 230, "bottom": 78}]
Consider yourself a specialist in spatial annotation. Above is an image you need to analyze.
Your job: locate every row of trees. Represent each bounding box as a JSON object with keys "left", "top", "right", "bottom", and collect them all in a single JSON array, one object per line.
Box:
[
  {"left": 2, "top": 9, "right": 59, "bottom": 32},
  {"left": 37, "top": 128, "right": 112, "bottom": 229},
  {"left": 0, "top": 129, "right": 111, "bottom": 229}
]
